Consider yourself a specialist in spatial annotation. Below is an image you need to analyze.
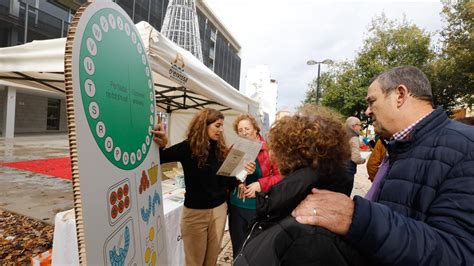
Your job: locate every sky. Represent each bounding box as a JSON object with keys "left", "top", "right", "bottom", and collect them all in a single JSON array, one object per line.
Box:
[{"left": 204, "top": 0, "right": 445, "bottom": 111}]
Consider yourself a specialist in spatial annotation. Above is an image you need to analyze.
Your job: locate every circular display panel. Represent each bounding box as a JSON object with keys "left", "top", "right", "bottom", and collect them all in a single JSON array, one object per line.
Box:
[{"left": 78, "top": 7, "right": 154, "bottom": 170}]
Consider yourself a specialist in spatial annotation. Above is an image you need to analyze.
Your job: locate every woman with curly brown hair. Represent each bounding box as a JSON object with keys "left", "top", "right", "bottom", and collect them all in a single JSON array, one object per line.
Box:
[
  {"left": 152, "top": 108, "right": 255, "bottom": 266},
  {"left": 234, "top": 105, "right": 366, "bottom": 266},
  {"left": 229, "top": 114, "right": 281, "bottom": 258}
]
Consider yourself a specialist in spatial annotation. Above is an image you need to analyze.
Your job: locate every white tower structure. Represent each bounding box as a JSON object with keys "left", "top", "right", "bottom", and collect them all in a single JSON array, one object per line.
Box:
[
  {"left": 161, "top": 0, "right": 203, "bottom": 62},
  {"left": 245, "top": 65, "right": 278, "bottom": 133}
]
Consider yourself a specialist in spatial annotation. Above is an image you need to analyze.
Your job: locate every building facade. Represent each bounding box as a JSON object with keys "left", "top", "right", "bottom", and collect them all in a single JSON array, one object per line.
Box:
[{"left": 0, "top": 0, "right": 241, "bottom": 137}]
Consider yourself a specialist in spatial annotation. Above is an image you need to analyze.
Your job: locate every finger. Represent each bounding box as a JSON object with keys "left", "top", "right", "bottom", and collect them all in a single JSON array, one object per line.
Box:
[
  {"left": 151, "top": 129, "right": 165, "bottom": 136},
  {"left": 291, "top": 197, "right": 317, "bottom": 214},
  {"left": 152, "top": 133, "right": 165, "bottom": 141},
  {"left": 242, "top": 187, "right": 246, "bottom": 197},
  {"left": 244, "top": 190, "right": 254, "bottom": 197},
  {"left": 238, "top": 186, "right": 246, "bottom": 198},
  {"left": 292, "top": 201, "right": 319, "bottom": 217},
  {"left": 312, "top": 188, "right": 333, "bottom": 194},
  {"left": 295, "top": 215, "right": 318, "bottom": 226},
  {"left": 153, "top": 123, "right": 162, "bottom": 131},
  {"left": 244, "top": 166, "right": 254, "bottom": 174}
]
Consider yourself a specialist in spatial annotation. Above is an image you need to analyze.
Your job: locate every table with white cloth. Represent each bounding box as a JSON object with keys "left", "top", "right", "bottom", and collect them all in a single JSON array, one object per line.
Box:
[{"left": 51, "top": 179, "right": 186, "bottom": 265}]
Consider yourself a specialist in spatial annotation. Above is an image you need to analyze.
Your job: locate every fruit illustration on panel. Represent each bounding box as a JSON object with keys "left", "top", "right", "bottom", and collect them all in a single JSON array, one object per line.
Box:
[{"left": 107, "top": 179, "right": 131, "bottom": 225}]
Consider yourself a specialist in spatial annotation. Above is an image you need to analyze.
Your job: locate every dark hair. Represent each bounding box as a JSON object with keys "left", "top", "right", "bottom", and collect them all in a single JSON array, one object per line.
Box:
[
  {"left": 375, "top": 66, "right": 433, "bottom": 103},
  {"left": 187, "top": 108, "right": 227, "bottom": 167}
]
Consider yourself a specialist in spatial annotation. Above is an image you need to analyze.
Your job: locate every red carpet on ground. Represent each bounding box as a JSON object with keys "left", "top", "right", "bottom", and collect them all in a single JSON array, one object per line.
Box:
[{"left": 0, "top": 157, "right": 72, "bottom": 181}]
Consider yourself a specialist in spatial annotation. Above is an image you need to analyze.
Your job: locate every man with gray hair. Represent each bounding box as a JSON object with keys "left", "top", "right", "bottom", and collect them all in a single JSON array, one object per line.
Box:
[
  {"left": 345, "top": 116, "right": 366, "bottom": 179},
  {"left": 292, "top": 66, "right": 474, "bottom": 265}
]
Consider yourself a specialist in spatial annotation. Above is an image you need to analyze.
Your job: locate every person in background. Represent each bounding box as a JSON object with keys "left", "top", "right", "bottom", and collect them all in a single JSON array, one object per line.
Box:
[
  {"left": 234, "top": 105, "right": 363, "bottom": 265},
  {"left": 455, "top": 116, "right": 474, "bottom": 126},
  {"left": 366, "top": 137, "right": 386, "bottom": 182},
  {"left": 152, "top": 108, "right": 255, "bottom": 266},
  {"left": 345, "top": 117, "right": 366, "bottom": 178},
  {"left": 292, "top": 66, "right": 474, "bottom": 265},
  {"left": 228, "top": 114, "right": 282, "bottom": 258}
]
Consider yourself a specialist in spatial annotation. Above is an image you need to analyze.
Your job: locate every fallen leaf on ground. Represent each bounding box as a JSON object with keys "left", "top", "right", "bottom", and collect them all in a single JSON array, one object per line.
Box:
[{"left": 0, "top": 208, "right": 53, "bottom": 263}]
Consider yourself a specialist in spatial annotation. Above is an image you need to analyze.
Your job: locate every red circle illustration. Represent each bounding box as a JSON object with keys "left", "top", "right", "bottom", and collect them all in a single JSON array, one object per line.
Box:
[
  {"left": 124, "top": 196, "right": 130, "bottom": 208},
  {"left": 110, "top": 191, "right": 117, "bottom": 205},
  {"left": 118, "top": 200, "right": 124, "bottom": 213},
  {"left": 111, "top": 205, "right": 118, "bottom": 219},
  {"left": 117, "top": 187, "right": 123, "bottom": 200},
  {"left": 123, "top": 184, "right": 129, "bottom": 195}
]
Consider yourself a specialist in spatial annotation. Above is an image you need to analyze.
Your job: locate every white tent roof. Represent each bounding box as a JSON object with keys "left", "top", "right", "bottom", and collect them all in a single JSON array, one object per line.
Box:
[
  {"left": 0, "top": 21, "right": 258, "bottom": 115},
  {"left": 0, "top": 22, "right": 259, "bottom": 144}
]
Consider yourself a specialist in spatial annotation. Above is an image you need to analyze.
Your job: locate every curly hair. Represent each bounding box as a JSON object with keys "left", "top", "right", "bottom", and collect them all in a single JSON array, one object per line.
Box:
[
  {"left": 187, "top": 108, "right": 227, "bottom": 168},
  {"left": 268, "top": 105, "right": 351, "bottom": 176},
  {"left": 232, "top": 113, "right": 261, "bottom": 135}
]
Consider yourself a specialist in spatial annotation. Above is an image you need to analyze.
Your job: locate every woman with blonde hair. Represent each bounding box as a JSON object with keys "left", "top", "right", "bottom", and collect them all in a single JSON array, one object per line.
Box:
[
  {"left": 229, "top": 113, "right": 281, "bottom": 258},
  {"left": 234, "top": 105, "right": 364, "bottom": 265},
  {"left": 152, "top": 108, "right": 254, "bottom": 266}
]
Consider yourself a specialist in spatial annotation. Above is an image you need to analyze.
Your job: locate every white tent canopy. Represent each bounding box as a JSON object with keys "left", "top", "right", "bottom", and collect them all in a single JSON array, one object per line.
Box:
[{"left": 0, "top": 21, "right": 259, "bottom": 144}]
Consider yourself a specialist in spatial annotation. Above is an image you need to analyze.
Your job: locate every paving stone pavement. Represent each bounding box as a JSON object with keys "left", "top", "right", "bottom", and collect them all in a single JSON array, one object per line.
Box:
[
  {"left": 217, "top": 231, "right": 233, "bottom": 265},
  {"left": 0, "top": 134, "right": 73, "bottom": 224}
]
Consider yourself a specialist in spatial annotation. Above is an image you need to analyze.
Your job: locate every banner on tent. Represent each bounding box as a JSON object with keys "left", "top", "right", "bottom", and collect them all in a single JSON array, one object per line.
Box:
[{"left": 168, "top": 53, "right": 188, "bottom": 85}]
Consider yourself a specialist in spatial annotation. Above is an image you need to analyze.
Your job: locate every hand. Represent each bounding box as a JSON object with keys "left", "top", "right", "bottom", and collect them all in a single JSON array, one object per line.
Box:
[
  {"left": 245, "top": 182, "right": 261, "bottom": 198},
  {"left": 150, "top": 123, "right": 168, "bottom": 148},
  {"left": 291, "top": 188, "right": 355, "bottom": 235},
  {"left": 237, "top": 183, "right": 247, "bottom": 199},
  {"left": 244, "top": 161, "right": 256, "bottom": 175}
]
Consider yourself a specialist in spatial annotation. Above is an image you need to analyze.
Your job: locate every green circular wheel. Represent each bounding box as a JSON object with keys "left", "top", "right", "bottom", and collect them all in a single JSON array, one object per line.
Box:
[{"left": 78, "top": 8, "right": 155, "bottom": 170}]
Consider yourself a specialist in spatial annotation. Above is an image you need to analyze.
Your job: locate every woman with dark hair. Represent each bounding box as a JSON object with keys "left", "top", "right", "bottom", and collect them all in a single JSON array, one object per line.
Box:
[
  {"left": 234, "top": 105, "right": 365, "bottom": 266},
  {"left": 152, "top": 108, "right": 255, "bottom": 266},
  {"left": 229, "top": 114, "right": 281, "bottom": 258}
]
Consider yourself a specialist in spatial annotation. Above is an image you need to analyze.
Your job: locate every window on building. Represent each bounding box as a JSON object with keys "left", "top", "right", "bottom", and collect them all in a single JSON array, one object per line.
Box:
[
  {"left": 208, "top": 58, "right": 214, "bottom": 71},
  {"left": 209, "top": 45, "right": 215, "bottom": 59},
  {"left": 210, "top": 30, "right": 216, "bottom": 41},
  {"left": 47, "top": 98, "right": 61, "bottom": 130}
]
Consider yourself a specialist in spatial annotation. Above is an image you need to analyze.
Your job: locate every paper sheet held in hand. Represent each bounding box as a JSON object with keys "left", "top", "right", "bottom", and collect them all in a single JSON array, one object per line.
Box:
[{"left": 217, "top": 137, "right": 262, "bottom": 181}]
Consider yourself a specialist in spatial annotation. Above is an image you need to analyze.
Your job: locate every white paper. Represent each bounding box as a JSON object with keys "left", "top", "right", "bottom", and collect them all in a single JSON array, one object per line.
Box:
[{"left": 217, "top": 137, "right": 262, "bottom": 179}]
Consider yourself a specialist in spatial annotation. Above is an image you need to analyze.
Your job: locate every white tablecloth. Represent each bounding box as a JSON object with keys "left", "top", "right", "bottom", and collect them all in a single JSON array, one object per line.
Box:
[{"left": 51, "top": 186, "right": 186, "bottom": 266}]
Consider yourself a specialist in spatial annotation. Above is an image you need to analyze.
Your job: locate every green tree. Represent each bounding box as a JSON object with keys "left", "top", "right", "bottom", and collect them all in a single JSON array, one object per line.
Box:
[
  {"left": 304, "top": 14, "right": 435, "bottom": 121},
  {"left": 356, "top": 15, "right": 434, "bottom": 81},
  {"left": 305, "top": 3, "right": 474, "bottom": 119},
  {"left": 430, "top": 0, "right": 474, "bottom": 110},
  {"left": 319, "top": 62, "right": 368, "bottom": 117}
]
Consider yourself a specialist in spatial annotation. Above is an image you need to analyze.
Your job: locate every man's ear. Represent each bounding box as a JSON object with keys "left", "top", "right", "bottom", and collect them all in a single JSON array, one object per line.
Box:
[{"left": 395, "top": 85, "right": 409, "bottom": 108}]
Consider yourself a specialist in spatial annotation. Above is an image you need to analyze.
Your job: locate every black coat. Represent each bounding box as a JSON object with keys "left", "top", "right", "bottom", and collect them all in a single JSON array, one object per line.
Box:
[{"left": 234, "top": 167, "right": 367, "bottom": 266}]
